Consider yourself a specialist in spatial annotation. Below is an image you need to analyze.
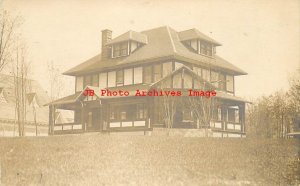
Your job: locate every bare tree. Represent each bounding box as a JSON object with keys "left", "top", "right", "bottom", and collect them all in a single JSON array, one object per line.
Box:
[
  {"left": 11, "top": 45, "right": 31, "bottom": 136},
  {"left": 0, "top": 11, "right": 20, "bottom": 74},
  {"left": 47, "top": 61, "right": 64, "bottom": 134},
  {"left": 186, "top": 84, "right": 218, "bottom": 137},
  {"left": 47, "top": 61, "right": 64, "bottom": 101}
]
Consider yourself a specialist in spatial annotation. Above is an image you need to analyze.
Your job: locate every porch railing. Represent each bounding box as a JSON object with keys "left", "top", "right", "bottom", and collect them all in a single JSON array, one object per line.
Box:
[
  {"left": 210, "top": 120, "right": 242, "bottom": 131},
  {"left": 53, "top": 123, "right": 83, "bottom": 134}
]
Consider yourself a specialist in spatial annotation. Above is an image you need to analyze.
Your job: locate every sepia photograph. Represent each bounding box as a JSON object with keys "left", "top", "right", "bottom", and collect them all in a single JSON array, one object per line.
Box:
[{"left": 0, "top": 0, "right": 299, "bottom": 185}]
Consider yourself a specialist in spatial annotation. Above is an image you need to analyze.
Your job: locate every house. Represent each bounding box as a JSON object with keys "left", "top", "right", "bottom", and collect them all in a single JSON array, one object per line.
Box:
[
  {"left": 48, "top": 26, "right": 248, "bottom": 137},
  {"left": 0, "top": 74, "right": 49, "bottom": 136}
]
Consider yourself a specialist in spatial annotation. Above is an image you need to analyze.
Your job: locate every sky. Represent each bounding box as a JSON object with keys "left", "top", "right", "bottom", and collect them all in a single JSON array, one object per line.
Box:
[{"left": 1, "top": 0, "right": 299, "bottom": 99}]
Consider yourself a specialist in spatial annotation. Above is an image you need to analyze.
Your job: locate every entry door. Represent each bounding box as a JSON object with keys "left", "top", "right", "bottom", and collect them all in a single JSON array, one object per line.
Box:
[{"left": 87, "top": 108, "right": 101, "bottom": 130}]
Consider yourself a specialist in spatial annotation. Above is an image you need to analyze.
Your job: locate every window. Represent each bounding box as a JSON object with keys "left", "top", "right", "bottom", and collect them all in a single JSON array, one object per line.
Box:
[
  {"left": 120, "top": 105, "right": 135, "bottom": 120},
  {"left": 83, "top": 75, "right": 92, "bottom": 88},
  {"left": 109, "top": 104, "right": 147, "bottom": 121},
  {"left": 113, "top": 42, "right": 128, "bottom": 58},
  {"left": 219, "top": 73, "right": 226, "bottom": 91},
  {"left": 163, "top": 62, "right": 172, "bottom": 77},
  {"left": 228, "top": 108, "right": 239, "bottom": 123},
  {"left": 213, "top": 107, "right": 222, "bottom": 121},
  {"left": 99, "top": 72, "right": 107, "bottom": 88},
  {"left": 226, "top": 75, "right": 234, "bottom": 92},
  {"left": 202, "top": 69, "right": 210, "bottom": 81},
  {"left": 153, "top": 64, "right": 162, "bottom": 82},
  {"left": 110, "top": 105, "right": 118, "bottom": 120},
  {"left": 75, "top": 76, "right": 83, "bottom": 92},
  {"left": 116, "top": 70, "right": 124, "bottom": 86},
  {"left": 183, "top": 73, "right": 193, "bottom": 89},
  {"left": 134, "top": 67, "right": 143, "bottom": 84},
  {"left": 92, "top": 74, "right": 99, "bottom": 87},
  {"left": 173, "top": 73, "right": 182, "bottom": 88},
  {"left": 194, "top": 79, "right": 202, "bottom": 89},
  {"left": 124, "top": 68, "right": 133, "bottom": 85},
  {"left": 200, "top": 41, "right": 213, "bottom": 56},
  {"left": 83, "top": 74, "right": 99, "bottom": 88},
  {"left": 193, "top": 67, "right": 202, "bottom": 76},
  {"left": 131, "top": 41, "right": 139, "bottom": 52},
  {"left": 211, "top": 71, "right": 219, "bottom": 88},
  {"left": 136, "top": 104, "right": 147, "bottom": 120},
  {"left": 191, "top": 40, "right": 197, "bottom": 51},
  {"left": 108, "top": 71, "right": 116, "bottom": 87},
  {"left": 143, "top": 66, "right": 152, "bottom": 84},
  {"left": 183, "top": 109, "right": 192, "bottom": 121}
]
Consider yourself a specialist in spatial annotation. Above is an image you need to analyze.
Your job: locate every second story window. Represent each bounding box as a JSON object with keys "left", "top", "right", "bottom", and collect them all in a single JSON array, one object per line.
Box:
[
  {"left": 92, "top": 74, "right": 99, "bottom": 87},
  {"left": 219, "top": 73, "right": 226, "bottom": 91},
  {"left": 226, "top": 75, "right": 234, "bottom": 93},
  {"left": 83, "top": 75, "right": 92, "bottom": 88},
  {"left": 113, "top": 42, "right": 128, "bottom": 58},
  {"left": 211, "top": 71, "right": 219, "bottom": 88},
  {"left": 202, "top": 68, "right": 210, "bottom": 81},
  {"left": 83, "top": 74, "right": 99, "bottom": 88},
  {"left": 143, "top": 66, "right": 152, "bottom": 84},
  {"left": 153, "top": 64, "right": 162, "bottom": 82},
  {"left": 116, "top": 70, "right": 124, "bottom": 86}
]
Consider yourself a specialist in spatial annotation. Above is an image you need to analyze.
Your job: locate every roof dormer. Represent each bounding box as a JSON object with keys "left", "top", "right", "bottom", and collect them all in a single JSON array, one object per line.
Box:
[
  {"left": 105, "top": 30, "right": 148, "bottom": 58},
  {"left": 179, "top": 28, "right": 221, "bottom": 57}
]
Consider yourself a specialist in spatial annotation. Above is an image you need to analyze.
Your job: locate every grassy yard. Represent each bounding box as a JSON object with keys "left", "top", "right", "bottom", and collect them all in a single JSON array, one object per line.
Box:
[{"left": 0, "top": 134, "right": 299, "bottom": 185}]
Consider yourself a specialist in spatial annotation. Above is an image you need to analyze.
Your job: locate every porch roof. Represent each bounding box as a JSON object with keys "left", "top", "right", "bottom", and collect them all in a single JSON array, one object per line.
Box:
[
  {"left": 215, "top": 91, "right": 250, "bottom": 103},
  {"left": 46, "top": 84, "right": 152, "bottom": 106},
  {"left": 44, "top": 92, "right": 81, "bottom": 106}
]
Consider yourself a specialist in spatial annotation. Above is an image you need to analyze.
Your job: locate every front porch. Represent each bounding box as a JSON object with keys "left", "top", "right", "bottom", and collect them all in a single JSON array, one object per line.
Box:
[{"left": 48, "top": 90, "right": 152, "bottom": 135}]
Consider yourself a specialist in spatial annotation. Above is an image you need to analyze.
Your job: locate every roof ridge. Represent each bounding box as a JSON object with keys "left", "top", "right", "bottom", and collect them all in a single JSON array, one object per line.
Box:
[{"left": 166, "top": 26, "right": 177, "bottom": 53}]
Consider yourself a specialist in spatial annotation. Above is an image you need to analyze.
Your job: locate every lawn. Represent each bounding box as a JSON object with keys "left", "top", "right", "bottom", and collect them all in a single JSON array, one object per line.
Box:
[{"left": 0, "top": 134, "right": 299, "bottom": 185}]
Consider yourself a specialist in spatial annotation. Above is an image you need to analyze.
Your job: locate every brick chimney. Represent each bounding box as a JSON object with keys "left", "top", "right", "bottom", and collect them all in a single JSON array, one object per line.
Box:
[{"left": 101, "top": 29, "right": 112, "bottom": 60}]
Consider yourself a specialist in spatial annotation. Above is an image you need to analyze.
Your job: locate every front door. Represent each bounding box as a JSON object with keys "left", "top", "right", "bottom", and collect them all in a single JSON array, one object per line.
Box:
[{"left": 86, "top": 108, "right": 101, "bottom": 131}]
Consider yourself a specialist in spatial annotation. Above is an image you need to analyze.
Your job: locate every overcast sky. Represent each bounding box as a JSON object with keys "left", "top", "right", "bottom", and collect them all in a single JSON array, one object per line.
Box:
[{"left": 1, "top": 0, "right": 299, "bottom": 99}]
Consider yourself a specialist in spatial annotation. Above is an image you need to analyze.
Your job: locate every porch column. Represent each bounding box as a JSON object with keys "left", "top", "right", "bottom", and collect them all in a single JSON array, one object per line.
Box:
[
  {"left": 81, "top": 101, "right": 85, "bottom": 131},
  {"left": 222, "top": 105, "right": 227, "bottom": 131},
  {"left": 48, "top": 105, "right": 55, "bottom": 135},
  {"left": 49, "top": 105, "right": 52, "bottom": 135},
  {"left": 239, "top": 103, "right": 246, "bottom": 133}
]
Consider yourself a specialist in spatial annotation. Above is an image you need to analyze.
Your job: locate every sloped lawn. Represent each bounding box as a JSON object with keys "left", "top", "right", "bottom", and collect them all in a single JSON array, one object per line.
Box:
[{"left": 0, "top": 135, "right": 299, "bottom": 185}]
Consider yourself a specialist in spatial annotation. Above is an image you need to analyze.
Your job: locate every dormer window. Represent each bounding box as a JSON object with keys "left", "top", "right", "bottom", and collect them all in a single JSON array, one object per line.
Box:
[
  {"left": 107, "top": 30, "right": 148, "bottom": 59},
  {"left": 200, "top": 41, "right": 214, "bottom": 56},
  {"left": 185, "top": 40, "right": 215, "bottom": 57},
  {"left": 112, "top": 42, "right": 128, "bottom": 58},
  {"left": 186, "top": 40, "right": 198, "bottom": 52},
  {"left": 179, "top": 28, "right": 221, "bottom": 57}
]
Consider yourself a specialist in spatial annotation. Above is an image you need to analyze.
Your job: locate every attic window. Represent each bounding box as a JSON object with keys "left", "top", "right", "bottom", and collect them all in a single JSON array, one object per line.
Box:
[
  {"left": 113, "top": 42, "right": 128, "bottom": 58},
  {"left": 200, "top": 41, "right": 214, "bottom": 56},
  {"left": 186, "top": 40, "right": 198, "bottom": 52},
  {"left": 184, "top": 39, "right": 216, "bottom": 57}
]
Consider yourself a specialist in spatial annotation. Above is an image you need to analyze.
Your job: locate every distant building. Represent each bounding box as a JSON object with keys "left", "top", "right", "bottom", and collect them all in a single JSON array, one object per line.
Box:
[
  {"left": 0, "top": 74, "right": 49, "bottom": 136},
  {"left": 48, "top": 26, "right": 248, "bottom": 137}
]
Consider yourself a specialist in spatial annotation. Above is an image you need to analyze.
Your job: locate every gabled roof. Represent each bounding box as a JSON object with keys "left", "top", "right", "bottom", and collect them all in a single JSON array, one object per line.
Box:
[
  {"left": 26, "top": 93, "right": 36, "bottom": 105},
  {"left": 178, "top": 28, "right": 222, "bottom": 46},
  {"left": 150, "top": 65, "right": 216, "bottom": 89},
  {"left": 0, "top": 74, "right": 50, "bottom": 124},
  {"left": 106, "top": 30, "right": 148, "bottom": 45},
  {"left": 47, "top": 84, "right": 151, "bottom": 106},
  {"left": 64, "top": 26, "right": 246, "bottom": 76}
]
